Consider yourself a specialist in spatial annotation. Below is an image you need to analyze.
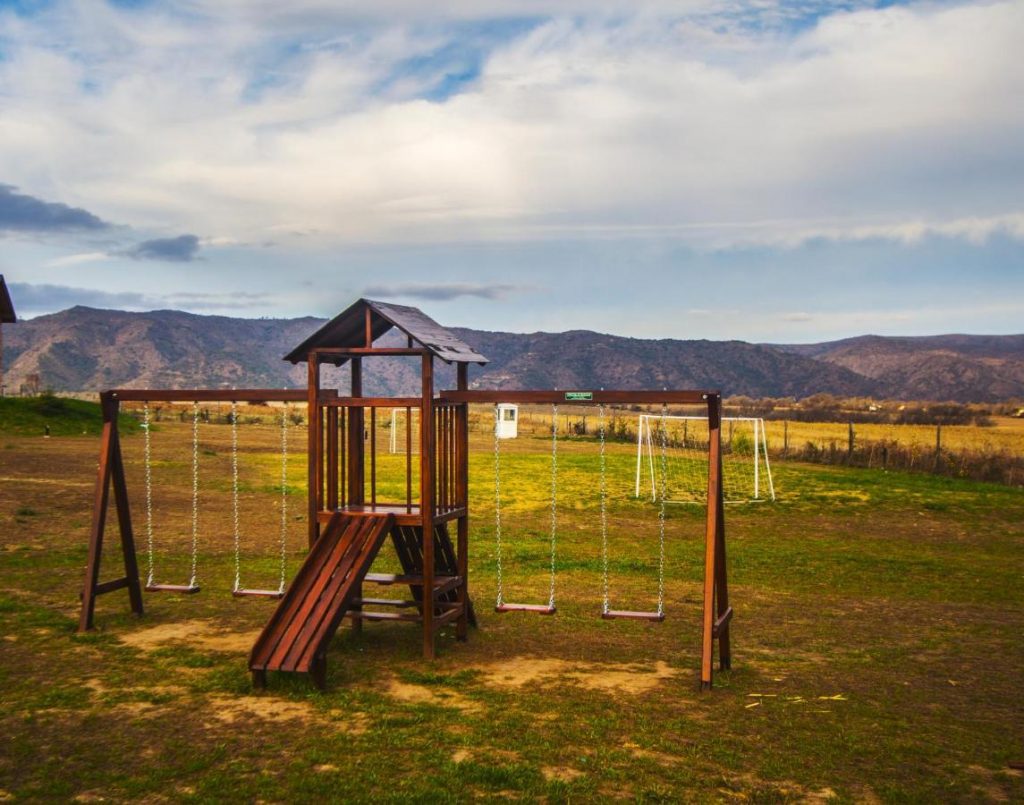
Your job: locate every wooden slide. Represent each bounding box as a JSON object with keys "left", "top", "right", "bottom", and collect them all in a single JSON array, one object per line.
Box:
[{"left": 249, "top": 511, "right": 393, "bottom": 689}]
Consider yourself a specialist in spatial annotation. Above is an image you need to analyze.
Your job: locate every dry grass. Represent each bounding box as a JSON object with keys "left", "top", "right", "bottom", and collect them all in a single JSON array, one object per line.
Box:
[{"left": 0, "top": 418, "right": 1022, "bottom": 802}]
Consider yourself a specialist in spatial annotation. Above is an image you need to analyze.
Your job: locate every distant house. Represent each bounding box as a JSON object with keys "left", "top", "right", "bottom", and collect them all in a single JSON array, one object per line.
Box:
[{"left": 0, "top": 275, "right": 16, "bottom": 397}]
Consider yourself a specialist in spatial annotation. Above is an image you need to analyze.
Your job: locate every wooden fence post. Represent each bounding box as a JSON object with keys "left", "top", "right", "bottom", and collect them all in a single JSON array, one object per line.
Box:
[{"left": 848, "top": 422, "right": 855, "bottom": 461}]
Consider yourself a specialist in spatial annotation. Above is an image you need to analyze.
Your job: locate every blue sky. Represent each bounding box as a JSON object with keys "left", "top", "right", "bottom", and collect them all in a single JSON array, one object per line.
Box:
[{"left": 0, "top": 0, "right": 1021, "bottom": 342}]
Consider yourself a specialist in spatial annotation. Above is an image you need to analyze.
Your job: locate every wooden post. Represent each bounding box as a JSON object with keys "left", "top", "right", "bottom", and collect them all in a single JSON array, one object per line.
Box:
[
  {"left": 783, "top": 420, "right": 789, "bottom": 456},
  {"left": 935, "top": 425, "right": 942, "bottom": 469},
  {"left": 455, "top": 362, "right": 470, "bottom": 641},
  {"left": 307, "top": 354, "right": 321, "bottom": 548},
  {"left": 421, "top": 353, "right": 435, "bottom": 659},
  {"left": 326, "top": 407, "right": 338, "bottom": 511},
  {"left": 348, "top": 358, "right": 364, "bottom": 506},
  {"left": 700, "top": 393, "right": 730, "bottom": 690},
  {"left": 848, "top": 422, "right": 855, "bottom": 461}
]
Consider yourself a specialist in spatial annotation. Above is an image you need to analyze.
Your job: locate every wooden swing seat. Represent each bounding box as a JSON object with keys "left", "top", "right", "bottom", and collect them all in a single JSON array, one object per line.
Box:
[
  {"left": 495, "top": 603, "right": 556, "bottom": 615},
  {"left": 602, "top": 609, "right": 665, "bottom": 622},
  {"left": 233, "top": 588, "right": 284, "bottom": 599},
  {"left": 145, "top": 583, "right": 201, "bottom": 594}
]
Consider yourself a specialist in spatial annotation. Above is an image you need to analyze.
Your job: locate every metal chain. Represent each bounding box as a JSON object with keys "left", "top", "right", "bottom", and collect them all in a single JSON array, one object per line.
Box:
[
  {"left": 599, "top": 405, "right": 609, "bottom": 614},
  {"left": 189, "top": 401, "right": 200, "bottom": 589},
  {"left": 278, "top": 404, "right": 289, "bottom": 593},
  {"left": 143, "top": 402, "right": 155, "bottom": 587},
  {"left": 231, "top": 401, "right": 241, "bottom": 593},
  {"left": 493, "top": 404, "right": 504, "bottom": 608},
  {"left": 548, "top": 404, "right": 558, "bottom": 610},
  {"left": 657, "top": 403, "right": 667, "bottom": 617}
]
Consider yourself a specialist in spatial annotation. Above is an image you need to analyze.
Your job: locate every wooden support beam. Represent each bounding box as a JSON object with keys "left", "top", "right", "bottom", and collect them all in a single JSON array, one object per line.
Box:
[
  {"left": 109, "top": 389, "right": 314, "bottom": 403},
  {"left": 78, "top": 392, "right": 143, "bottom": 632},
  {"left": 455, "top": 362, "right": 470, "bottom": 641},
  {"left": 701, "top": 393, "right": 730, "bottom": 690},
  {"left": 439, "top": 389, "right": 717, "bottom": 405},
  {"left": 421, "top": 352, "right": 435, "bottom": 660},
  {"left": 307, "top": 354, "right": 321, "bottom": 549}
]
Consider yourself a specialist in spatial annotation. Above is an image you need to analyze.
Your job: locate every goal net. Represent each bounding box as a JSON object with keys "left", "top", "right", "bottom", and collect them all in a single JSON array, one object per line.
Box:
[{"left": 635, "top": 414, "right": 775, "bottom": 503}]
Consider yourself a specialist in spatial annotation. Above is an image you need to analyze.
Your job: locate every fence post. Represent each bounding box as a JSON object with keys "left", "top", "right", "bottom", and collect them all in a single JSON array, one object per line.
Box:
[
  {"left": 783, "top": 420, "right": 789, "bottom": 457},
  {"left": 848, "top": 422, "right": 855, "bottom": 461},
  {"left": 934, "top": 425, "right": 942, "bottom": 469}
]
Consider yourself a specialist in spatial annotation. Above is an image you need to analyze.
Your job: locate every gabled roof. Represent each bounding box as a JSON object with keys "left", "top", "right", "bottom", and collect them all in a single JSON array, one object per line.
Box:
[
  {"left": 284, "top": 298, "right": 488, "bottom": 365},
  {"left": 0, "top": 276, "right": 15, "bottom": 323}
]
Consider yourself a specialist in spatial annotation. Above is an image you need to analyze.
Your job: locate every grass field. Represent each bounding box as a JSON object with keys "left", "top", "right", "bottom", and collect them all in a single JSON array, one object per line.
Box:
[{"left": 1, "top": 413, "right": 1023, "bottom": 802}]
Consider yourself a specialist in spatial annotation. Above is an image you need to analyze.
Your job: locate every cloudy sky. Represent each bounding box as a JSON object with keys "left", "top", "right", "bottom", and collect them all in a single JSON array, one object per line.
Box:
[{"left": 0, "top": 0, "right": 1021, "bottom": 342}]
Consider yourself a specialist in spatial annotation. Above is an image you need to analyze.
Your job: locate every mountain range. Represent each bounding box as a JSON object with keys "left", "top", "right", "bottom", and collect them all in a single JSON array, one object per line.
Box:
[{"left": 1, "top": 306, "right": 1022, "bottom": 403}]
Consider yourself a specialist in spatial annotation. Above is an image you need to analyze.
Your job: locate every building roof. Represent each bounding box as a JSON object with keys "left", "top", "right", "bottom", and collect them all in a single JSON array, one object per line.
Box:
[
  {"left": 0, "top": 276, "right": 15, "bottom": 323},
  {"left": 284, "top": 298, "right": 488, "bottom": 365}
]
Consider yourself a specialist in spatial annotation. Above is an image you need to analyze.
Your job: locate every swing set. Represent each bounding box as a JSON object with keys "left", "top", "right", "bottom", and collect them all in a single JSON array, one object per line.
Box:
[
  {"left": 491, "top": 402, "right": 668, "bottom": 620},
  {"left": 78, "top": 298, "right": 732, "bottom": 690}
]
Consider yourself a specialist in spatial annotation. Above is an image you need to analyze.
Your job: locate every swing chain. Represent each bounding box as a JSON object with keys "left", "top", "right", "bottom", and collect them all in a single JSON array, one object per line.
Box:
[
  {"left": 278, "top": 404, "right": 289, "bottom": 594},
  {"left": 493, "top": 404, "right": 504, "bottom": 608},
  {"left": 657, "top": 403, "right": 667, "bottom": 617},
  {"left": 599, "top": 404, "right": 609, "bottom": 615},
  {"left": 143, "top": 402, "right": 155, "bottom": 587},
  {"left": 189, "top": 401, "right": 200, "bottom": 589},
  {"left": 548, "top": 404, "right": 558, "bottom": 610},
  {"left": 231, "top": 401, "right": 241, "bottom": 593}
]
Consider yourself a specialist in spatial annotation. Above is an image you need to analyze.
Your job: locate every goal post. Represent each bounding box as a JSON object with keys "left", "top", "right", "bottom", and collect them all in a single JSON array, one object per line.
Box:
[
  {"left": 636, "top": 414, "right": 775, "bottom": 503},
  {"left": 389, "top": 407, "right": 420, "bottom": 455}
]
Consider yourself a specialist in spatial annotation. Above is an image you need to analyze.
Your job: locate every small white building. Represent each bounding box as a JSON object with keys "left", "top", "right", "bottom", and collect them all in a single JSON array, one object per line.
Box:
[{"left": 495, "top": 403, "right": 519, "bottom": 439}]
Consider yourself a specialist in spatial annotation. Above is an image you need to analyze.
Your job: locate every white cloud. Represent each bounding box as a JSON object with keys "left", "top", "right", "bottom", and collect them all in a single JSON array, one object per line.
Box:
[{"left": 0, "top": 1, "right": 1021, "bottom": 250}]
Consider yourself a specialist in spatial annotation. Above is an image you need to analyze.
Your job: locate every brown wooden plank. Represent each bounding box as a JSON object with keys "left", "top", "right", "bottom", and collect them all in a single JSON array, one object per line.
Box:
[
  {"left": 272, "top": 515, "right": 376, "bottom": 671},
  {"left": 321, "top": 396, "right": 422, "bottom": 408},
  {"left": 439, "top": 390, "right": 718, "bottom": 405},
  {"left": 602, "top": 610, "right": 665, "bottom": 622},
  {"left": 307, "top": 354, "right": 321, "bottom": 548},
  {"left": 250, "top": 512, "right": 349, "bottom": 670},
  {"left": 292, "top": 515, "right": 393, "bottom": 672},
  {"left": 88, "top": 577, "right": 129, "bottom": 597},
  {"left": 421, "top": 353, "right": 435, "bottom": 659},
  {"left": 279, "top": 515, "right": 379, "bottom": 670},
  {"left": 253, "top": 515, "right": 353, "bottom": 669},
  {"left": 110, "top": 389, "right": 313, "bottom": 402},
  {"left": 496, "top": 603, "right": 556, "bottom": 614},
  {"left": 701, "top": 395, "right": 723, "bottom": 690},
  {"left": 78, "top": 415, "right": 114, "bottom": 632}
]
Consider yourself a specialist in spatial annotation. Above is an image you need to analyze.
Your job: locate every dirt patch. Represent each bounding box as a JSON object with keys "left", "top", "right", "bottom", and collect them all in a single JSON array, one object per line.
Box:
[
  {"left": 452, "top": 749, "right": 471, "bottom": 764},
  {"left": 623, "top": 742, "right": 679, "bottom": 765},
  {"left": 206, "top": 694, "right": 317, "bottom": 725},
  {"left": 542, "top": 766, "right": 584, "bottom": 782},
  {"left": 327, "top": 709, "right": 370, "bottom": 735},
  {"left": 476, "top": 657, "right": 679, "bottom": 695},
  {"left": 384, "top": 679, "right": 481, "bottom": 713},
  {"left": 118, "top": 620, "right": 261, "bottom": 654}
]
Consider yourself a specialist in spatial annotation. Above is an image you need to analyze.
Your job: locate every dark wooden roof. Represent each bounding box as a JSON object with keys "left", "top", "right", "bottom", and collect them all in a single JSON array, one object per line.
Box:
[
  {"left": 284, "top": 298, "right": 488, "bottom": 365},
  {"left": 0, "top": 276, "right": 15, "bottom": 323}
]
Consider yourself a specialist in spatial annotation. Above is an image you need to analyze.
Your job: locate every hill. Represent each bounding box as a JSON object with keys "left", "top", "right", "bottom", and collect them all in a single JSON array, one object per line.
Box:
[
  {"left": 773, "top": 334, "right": 1024, "bottom": 402},
  {"left": 2, "top": 307, "right": 1021, "bottom": 402}
]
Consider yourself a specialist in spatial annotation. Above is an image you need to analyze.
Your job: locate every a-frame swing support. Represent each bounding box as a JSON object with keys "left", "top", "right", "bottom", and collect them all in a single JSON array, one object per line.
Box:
[{"left": 78, "top": 391, "right": 145, "bottom": 632}]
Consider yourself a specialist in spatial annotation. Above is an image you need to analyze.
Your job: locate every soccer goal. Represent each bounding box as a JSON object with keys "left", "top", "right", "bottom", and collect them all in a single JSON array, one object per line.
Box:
[
  {"left": 388, "top": 407, "right": 421, "bottom": 455},
  {"left": 635, "top": 414, "right": 775, "bottom": 503}
]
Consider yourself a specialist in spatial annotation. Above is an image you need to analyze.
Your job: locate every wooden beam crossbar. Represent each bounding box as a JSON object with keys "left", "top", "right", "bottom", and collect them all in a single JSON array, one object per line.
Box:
[{"left": 439, "top": 389, "right": 718, "bottom": 405}]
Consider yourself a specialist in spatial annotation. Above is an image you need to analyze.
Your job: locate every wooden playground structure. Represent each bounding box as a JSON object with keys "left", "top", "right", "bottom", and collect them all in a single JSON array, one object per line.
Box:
[{"left": 78, "top": 299, "right": 732, "bottom": 690}]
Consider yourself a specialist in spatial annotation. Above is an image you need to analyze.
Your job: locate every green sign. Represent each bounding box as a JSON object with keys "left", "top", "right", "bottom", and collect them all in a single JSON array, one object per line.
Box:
[{"left": 564, "top": 391, "right": 593, "bottom": 401}]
